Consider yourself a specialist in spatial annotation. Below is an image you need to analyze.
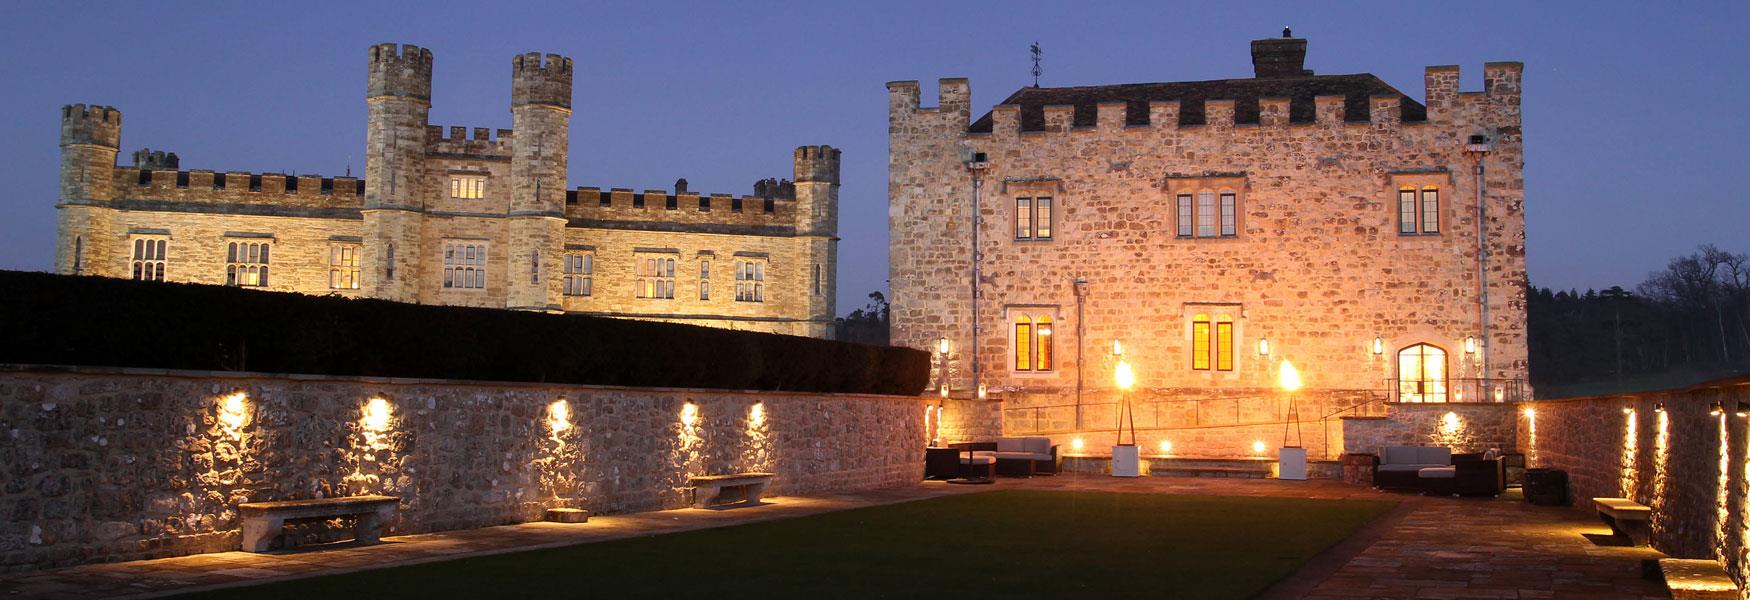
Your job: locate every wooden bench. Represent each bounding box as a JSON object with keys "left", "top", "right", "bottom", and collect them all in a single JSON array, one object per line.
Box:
[
  {"left": 238, "top": 495, "right": 399, "bottom": 552},
  {"left": 1657, "top": 558, "right": 1739, "bottom": 600},
  {"left": 688, "top": 473, "right": 774, "bottom": 509},
  {"left": 1592, "top": 497, "right": 1651, "bottom": 546}
]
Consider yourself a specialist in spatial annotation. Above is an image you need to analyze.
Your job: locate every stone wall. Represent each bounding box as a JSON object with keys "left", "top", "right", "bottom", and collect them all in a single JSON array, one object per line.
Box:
[
  {"left": 1341, "top": 402, "right": 1520, "bottom": 456},
  {"left": 1523, "top": 376, "right": 1750, "bottom": 593},
  {"left": 0, "top": 366, "right": 923, "bottom": 572},
  {"left": 931, "top": 396, "right": 1002, "bottom": 444}
]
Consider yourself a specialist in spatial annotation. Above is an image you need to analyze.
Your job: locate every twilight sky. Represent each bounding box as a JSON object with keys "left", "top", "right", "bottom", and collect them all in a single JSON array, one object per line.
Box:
[{"left": 2, "top": 1, "right": 1745, "bottom": 315}]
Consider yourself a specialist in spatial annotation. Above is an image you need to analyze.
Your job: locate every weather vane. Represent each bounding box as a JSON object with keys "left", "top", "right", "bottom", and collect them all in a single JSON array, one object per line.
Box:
[{"left": 1030, "top": 41, "right": 1043, "bottom": 87}]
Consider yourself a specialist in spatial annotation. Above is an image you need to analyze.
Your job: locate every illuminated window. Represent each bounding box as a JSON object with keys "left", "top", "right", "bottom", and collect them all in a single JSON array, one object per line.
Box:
[
  {"left": 1191, "top": 313, "right": 1234, "bottom": 371},
  {"left": 1399, "top": 186, "right": 1440, "bottom": 235},
  {"left": 1014, "top": 197, "right": 1054, "bottom": 240},
  {"left": 735, "top": 259, "right": 765, "bottom": 302},
  {"left": 130, "top": 236, "right": 167, "bottom": 282},
  {"left": 443, "top": 242, "right": 488, "bottom": 290},
  {"left": 637, "top": 255, "right": 676, "bottom": 299},
  {"left": 1011, "top": 311, "right": 1054, "bottom": 372},
  {"left": 1397, "top": 343, "right": 1448, "bottom": 402},
  {"left": 563, "top": 253, "right": 592, "bottom": 296},
  {"left": 449, "top": 174, "right": 486, "bottom": 199},
  {"left": 225, "top": 241, "right": 270, "bottom": 287},
  {"left": 328, "top": 243, "right": 360, "bottom": 290},
  {"left": 1177, "top": 190, "right": 1240, "bottom": 239}
]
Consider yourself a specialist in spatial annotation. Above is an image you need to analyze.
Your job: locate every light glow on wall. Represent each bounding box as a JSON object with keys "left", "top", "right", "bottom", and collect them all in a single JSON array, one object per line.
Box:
[
  {"left": 680, "top": 400, "right": 700, "bottom": 427},
  {"left": 1277, "top": 361, "right": 1303, "bottom": 392},
  {"left": 362, "top": 397, "right": 392, "bottom": 433},
  {"left": 1251, "top": 440, "right": 1266, "bottom": 455},
  {"left": 1651, "top": 408, "right": 1670, "bottom": 519},
  {"left": 1071, "top": 437, "right": 1084, "bottom": 451},
  {"left": 1620, "top": 406, "right": 1639, "bottom": 498},
  {"left": 1114, "top": 360, "right": 1136, "bottom": 391},
  {"left": 749, "top": 401, "right": 766, "bottom": 427},
  {"left": 1716, "top": 411, "right": 1730, "bottom": 559},
  {"left": 548, "top": 399, "right": 572, "bottom": 436},
  {"left": 1159, "top": 440, "right": 1173, "bottom": 455},
  {"left": 218, "top": 392, "right": 249, "bottom": 434},
  {"left": 1524, "top": 406, "right": 1538, "bottom": 466}
]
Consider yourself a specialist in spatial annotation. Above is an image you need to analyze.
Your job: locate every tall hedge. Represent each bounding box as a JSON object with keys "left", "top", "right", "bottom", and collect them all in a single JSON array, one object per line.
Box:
[{"left": 0, "top": 271, "right": 929, "bottom": 396}]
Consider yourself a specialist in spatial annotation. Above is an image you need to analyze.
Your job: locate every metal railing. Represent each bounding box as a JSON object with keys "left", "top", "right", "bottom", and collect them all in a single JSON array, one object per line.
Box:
[{"left": 1384, "top": 378, "right": 1526, "bottom": 404}]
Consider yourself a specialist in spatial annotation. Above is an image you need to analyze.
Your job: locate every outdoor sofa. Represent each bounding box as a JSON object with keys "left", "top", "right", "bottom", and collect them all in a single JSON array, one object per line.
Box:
[
  {"left": 1375, "top": 446, "right": 1506, "bottom": 496},
  {"left": 954, "top": 437, "right": 1059, "bottom": 477}
]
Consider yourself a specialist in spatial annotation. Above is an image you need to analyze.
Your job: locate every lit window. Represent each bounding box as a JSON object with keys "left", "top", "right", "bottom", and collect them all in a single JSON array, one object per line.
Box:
[
  {"left": 1178, "top": 190, "right": 1240, "bottom": 239},
  {"left": 1397, "top": 343, "right": 1448, "bottom": 402},
  {"left": 1011, "top": 311, "right": 1054, "bottom": 372},
  {"left": 1014, "top": 197, "right": 1055, "bottom": 240},
  {"left": 450, "top": 175, "right": 486, "bottom": 199},
  {"left": 442, "top": 242, "right": 488, "bottom": 290},
  {"left": 637, "top": 255, "right": 676, "bottom": 299},
  {"left": 1191, "top": 313, "right": 1234, "bottom": 371},
  {"left": 329, "top": 243, "right": 361, "bottom": 290},
  {"left": 563, "top": 253, "right": 593, "bottom": 296},
  {"left": 225, "top": 241, "right": 271, "bottom": 287},
  {"left": 735, "top": 259, "right": 766, "bottom": 303},
  {"left": 1399, "top": 186, "right": 1440, "bottom": 235},
  {"left": 130, "top": 236, "right": 167, "bottom": 282}
]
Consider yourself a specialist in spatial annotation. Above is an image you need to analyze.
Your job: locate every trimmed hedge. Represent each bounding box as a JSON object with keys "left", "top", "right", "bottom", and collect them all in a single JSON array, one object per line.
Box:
[{"left": 0, "top": 271, "right": 929, "bottom": 396}]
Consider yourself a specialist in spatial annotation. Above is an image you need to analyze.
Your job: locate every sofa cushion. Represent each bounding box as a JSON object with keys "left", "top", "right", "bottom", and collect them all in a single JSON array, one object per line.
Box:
[
  {"left": 997, "top": 438, "right": 1026, "bottom": 453},
  {"left": 1022, "top": 437, "right": 1053, "bottom": 455},
  {"left": 1379, "top": 463, "right": 1444, "bottom": 472},
  {"left": 1417, "top": 447, "right": 1452, "bottom": 466},
  {"left": 1381, "top": 446, "right": 1422, "bottom": 465},
  {"left": 960, "top": 455, "right": 994, "bottom": 465},
  {"left": 993, "top": 451, "right": 1051, "bottom": 461},
  {"left": 1418, "top": 466, "right": 1457, "bottom": 479}
]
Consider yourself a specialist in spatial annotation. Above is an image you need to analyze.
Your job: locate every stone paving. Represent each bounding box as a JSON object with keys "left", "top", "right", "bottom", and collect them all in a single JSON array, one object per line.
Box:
[{"left": 0, "top": 473, "right": 1670, "bottom": 599}]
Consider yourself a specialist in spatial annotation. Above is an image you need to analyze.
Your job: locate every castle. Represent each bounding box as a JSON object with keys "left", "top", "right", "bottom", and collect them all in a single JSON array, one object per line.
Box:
[
  {"left": 55, "top": 44, "right": 839, "bottom": 338},
  {"left": 891, "top": 33, "right": 1528, "bottom": 456}
]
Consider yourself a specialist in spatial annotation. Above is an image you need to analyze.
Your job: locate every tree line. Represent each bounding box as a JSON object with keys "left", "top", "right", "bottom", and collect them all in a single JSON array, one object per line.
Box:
[{"left": 1529, "top": 244, "right": 1750, "bottom": 395}]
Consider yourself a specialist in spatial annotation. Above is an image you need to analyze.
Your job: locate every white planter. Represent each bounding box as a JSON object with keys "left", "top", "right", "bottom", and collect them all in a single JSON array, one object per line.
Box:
[
  {"left": 1278, "top": 447, "right": 1307, "bottom": 481},
  {"left": 1111, "top": 444, "right": 1141, "bottom": 477}
]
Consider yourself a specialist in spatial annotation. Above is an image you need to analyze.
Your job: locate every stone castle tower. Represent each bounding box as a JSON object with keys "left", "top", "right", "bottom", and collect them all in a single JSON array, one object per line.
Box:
[{"left": 55, "top": 43, "right": 840, "bottom": 339}]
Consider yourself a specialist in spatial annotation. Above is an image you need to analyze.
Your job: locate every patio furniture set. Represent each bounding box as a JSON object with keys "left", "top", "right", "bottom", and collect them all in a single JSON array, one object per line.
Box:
[
  {"left": 1368, "top": 446, "right": 1508, "bottom": 496},
  {"left": 925, "top": 437, "right": 1060, "bottom": 482}
]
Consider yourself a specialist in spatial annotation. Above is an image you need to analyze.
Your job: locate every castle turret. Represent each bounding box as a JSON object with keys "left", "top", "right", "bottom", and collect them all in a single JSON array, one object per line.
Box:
[
  {"left": 57, "top": 104, "right": 121, "bottom": 275},
  {"left": 794, "top": 145, "right": 841, "bottom": 337},
  {"left": 361, "top": 43, "right": 433, "bottom": 302},
  {"left": 506, "top": 52, "right": 573, "bottom": 311}
]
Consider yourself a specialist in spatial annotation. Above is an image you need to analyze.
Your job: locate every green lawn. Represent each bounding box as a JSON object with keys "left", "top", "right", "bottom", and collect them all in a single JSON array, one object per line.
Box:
[{"left": 177, "top": 490, "right": 1394, "bottom": 599}]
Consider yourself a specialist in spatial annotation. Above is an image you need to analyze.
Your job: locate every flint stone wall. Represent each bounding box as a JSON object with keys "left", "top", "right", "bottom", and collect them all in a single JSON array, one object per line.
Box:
[
  {"left": 0, "top": 365, "right": 923, "bottom": 572},
  {"left": 1342, "top": 402, "right": 1519, "bottom": 456}
]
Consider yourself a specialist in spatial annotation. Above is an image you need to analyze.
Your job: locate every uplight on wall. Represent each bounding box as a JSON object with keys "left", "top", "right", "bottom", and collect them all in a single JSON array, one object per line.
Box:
[
  {"left": 1622, "top": 405, "right": 1635, "bottom": 415},
  {"left": 1071, "top": 437, "right": 1085, "bottom": 451},
  {"left": 1711, "top": 402, "right": 1725, "bottom": 417},
  {"left": 548, "top": 399, "right": 572, "bottom": 435},
  {"left": 1112, "top": 339, "right": 1124, "bottom": 356},
  {"left": 1371, "top": 337, "right": 1384, "bottom": 355},
  {"left": 1493, "top": 385, "right": 1505, "bottom": 403},
  {"left": 1251, "top": 440, "right": 1267, "bottom": 455},
  {"left": 680, "top": 401, "right": 700, "bottom": 427},
  {"left": 1159, "top": 440, "right": 1173, "bottom": 454},
  {"left": 976, "top": 384, "right": 988, "bottom": 400},
  {"left": 939, "top": 384, "right": 950, "bottom": 399},
  {"left": 1464, "top": 336, "right": 1477, "bottom": 354},
  {"left": 218, "top": 392, "right": 249, "bottom": 433},
  {"left": 362, "top": 397, "right": 392, "bottom": 433},
  {"left": 1737, "top": 402, "right": 1749, "bottom": 418},
  {"left": 1454, "top": 388, "right": 1465, "bottom": 403},
  {"left": 749, "top": 401, "right": 766, "bottom": 427},
  {"left": 1654, "top": 402, "right": 1666, "bottom": 413},
  {"left": 1257, "top": 338, "right": 1270, "bottom": 356},
  {"left": 937, "top": 337, "right": 950, "bottom": 355},
  {"left": 1522, "top": 406, "right": 1537, "bottom": 418}
]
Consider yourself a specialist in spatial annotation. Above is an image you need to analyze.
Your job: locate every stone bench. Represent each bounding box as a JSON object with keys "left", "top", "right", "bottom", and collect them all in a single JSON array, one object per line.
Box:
[
  {"left": 1592, "top": 497, "right": 1651, "bottom": 546},
  {"left": 238, "top": 495, "right": 400, "bottom": 552},
  {"left": 688, "top": 473, "right": 774, "bottom": 509},
  {"left": 1656, "top": 558, "right": 1739, "bottom": 600}
]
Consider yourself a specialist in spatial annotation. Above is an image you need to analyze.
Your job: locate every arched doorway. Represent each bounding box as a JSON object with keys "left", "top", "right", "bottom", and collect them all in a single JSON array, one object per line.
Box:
[{"left": 1397, "top": 343, "right": 1448, "bottom": 403}]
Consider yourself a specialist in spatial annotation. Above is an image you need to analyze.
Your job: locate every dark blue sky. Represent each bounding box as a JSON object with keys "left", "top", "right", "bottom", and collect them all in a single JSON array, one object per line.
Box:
[{"left": 3, "top": 1, "right": 1745, "bottom": 314}]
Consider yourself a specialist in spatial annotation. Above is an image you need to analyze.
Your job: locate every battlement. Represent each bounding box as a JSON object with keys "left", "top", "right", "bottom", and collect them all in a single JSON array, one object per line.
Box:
[
  {"left": 793, "top": 145, "right": 840, "bottom": 184},
  {"left": 1425, "top": 63, "right": 1522, "bottom": 123},
  {"left": 112, "top": 165, "right": 365, "bottom": 211},
  {"left": 367, "top": 43, "right": 433, "bottom": 101},
  {"left": 60, "top": 104, "right": 121, "bottom": 147},
  {"left": 511, "top": 52, "right": 573, "bottom": 109},
  {"left": 426, "top": 125, "right": 512, "bottom": 158},
  {"left": 131, "top": 148, "right": 179, "bottom": 170},
  {"left": 564, "top": 179, "right": 797, "bottom": 234}
]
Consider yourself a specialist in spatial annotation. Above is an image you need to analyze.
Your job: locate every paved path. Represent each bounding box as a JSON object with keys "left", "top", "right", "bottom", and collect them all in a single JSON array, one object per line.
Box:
[{"left": 0, "top": 473, "right": 1669, "bottom": 599}]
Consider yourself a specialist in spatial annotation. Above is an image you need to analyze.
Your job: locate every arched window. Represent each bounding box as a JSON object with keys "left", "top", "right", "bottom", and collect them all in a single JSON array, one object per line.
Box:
[
  {"left": 1397, "top": 343, "right": 1448, "bottom": 403},
  {"left": 1191, "top": 314, "right": 1235, "bottom": 371},
  {"left": 1012, "top": 312, "right": 1054, "bottom": 372}
]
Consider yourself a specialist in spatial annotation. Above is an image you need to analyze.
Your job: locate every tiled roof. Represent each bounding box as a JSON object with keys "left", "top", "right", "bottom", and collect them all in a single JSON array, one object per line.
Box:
[{"left": 968, "top": 73, "right": 1427, "bottom": 133}]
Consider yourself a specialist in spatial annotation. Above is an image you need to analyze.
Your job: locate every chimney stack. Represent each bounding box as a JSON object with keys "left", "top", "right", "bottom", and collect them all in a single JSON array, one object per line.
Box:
[{"left": 1251, "top": 30, "right": 1312, "bottom": 79}]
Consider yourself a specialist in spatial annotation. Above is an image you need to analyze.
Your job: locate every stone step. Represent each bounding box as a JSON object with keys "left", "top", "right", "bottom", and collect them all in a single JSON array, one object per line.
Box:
[{"left": 1150, "top": 465, "right": 1272, "bottom": 479}]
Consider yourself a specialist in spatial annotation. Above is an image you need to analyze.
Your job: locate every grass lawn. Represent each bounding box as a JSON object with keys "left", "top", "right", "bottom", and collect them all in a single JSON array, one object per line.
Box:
[{"left": 176, "top": 490, "right": 1394, "bottom": 599}]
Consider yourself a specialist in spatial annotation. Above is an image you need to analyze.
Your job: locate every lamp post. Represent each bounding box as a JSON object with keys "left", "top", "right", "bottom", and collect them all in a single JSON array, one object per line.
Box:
[
  {"left": 1111, "top": 358, "right": 1140, "bottom": 477},
  {"left": 1278, "top": 360, "right": 1308, "bottom": 479},
  {"left": 1073, "top": 277, "right": 1087, "bottom": 430}
]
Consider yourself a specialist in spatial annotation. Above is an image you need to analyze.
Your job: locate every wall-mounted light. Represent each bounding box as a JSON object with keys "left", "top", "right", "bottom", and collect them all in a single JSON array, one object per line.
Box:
[
  {"left": 1251, "top": 440, "right": 1267, "bottom": 455},
  {"left": 1159, "top": 440, "right": 1173, "bottom": 454},
  {"left": 1493, "top": 385, "right": 1505, "bottom": 403},
  {"left": 680, "top": 400, "right": 699, "bottom": 427},
  {"left": 1522, "top": 406, "right": 1536, "bottom": 418},
  {"left": 937, "top": 337, "right": 950, "bottom": 355},
  {"left": 1464, "top": 336, "right": 1477, "bottom": 354},
  {"left": 1654, "top": 402, "right": 1666, "bottom": 413},
  {"left": 1454, "top": 388, "right": 1465, "bottom": 403},
  {"left": 362, "top": 397, "right": 392, "bottom": 432},
  {"left": 1710, "top": 401, "right": 1725, "bottom": 417},
  {"left": 1112, "top": 339, "right": 1124, "bottom": 356},
  {"left": 976, "top": 384, "right": 988, "bottom": 400},
  {"left": 1257, "top": 338, "right": 1270, "bottom": 356},
  {"left": 1737, "top": 402, "right": 1749, "bottom": 418},
  {"left": 1622, "top": 405, "right": 1635, "bottom": 415},
  {"left": 1071, "top": 437, "right": 1085, "bottom": 451},
  {"left": 1372, "top": 337, "right": 1384, "bottom": 355},
  {"left": 939, "top": 384, "right": 950, "bottom": 399}
]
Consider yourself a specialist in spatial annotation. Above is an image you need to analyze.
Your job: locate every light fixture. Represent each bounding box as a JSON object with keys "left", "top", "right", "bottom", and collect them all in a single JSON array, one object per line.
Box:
[
  {"left": 1257, "top": 338, "right": 1270, "bottom": 356},
  {"left": 218, "top": 392, "right": 249, "bottom": 431},
  {"left": 1251, "top": 440, "right": 1266, "bottom": 455},
  {"left": 1071, "top": 437, "right": 1085, "bottom": 451},
  {"left": 1277, "top": 360, "right": 1302, "bottom": 392},
  {"left": 362, "top": 397, "right": 392, "bottom": 432},
  {"left": 939, "top": 384, "right": 950, "bottom": 399},
  {"left": 1711, "top": 402, "right": 1725, "bottom": 417},
  {"left": 1522, "top": 406, "right": 1536, "bottom": 418},
  {"left": 749, "top": 401, "right": 766, "bottom": 426},
  {"left": 680, "top": 400, "right": 699, "bottom": 427},
  {"left": 1112, "top": 339, "right": 1124, "bottom": 356},
  {"left": 1114, "top": 360, "right": 1136, "bottom": 391},
  {"left": 976, "top": 384, "right": 987, "bottom": 400},
  {"left": 1622, "top": 405, "right": 1635, "bottom": 415},
  {"left": 1737, "top": 402, "right": 1749, "bottom": 418},
  {"left": 1372, "top": 337, "right": 1384, "bottom": 355},
  {"left": 1454, "top": 388, "right": 1465, "bottom": 403},
  {"left": 1159, "top": 440, "right": 1173, "bottom": 454},
  {"left": 1493, "top": 385, "right": 1505, "bottom": 403},
  {"left": 937, "top": 337, "right": 950, "bottom": 355},
  {"left": 1654, "top": 402, "right": 1666, "bottom": 413},
  {"left": 1464, "top": 336, "right": 1477, "bottom": 354},
  {"left": 548, "top": 399, "right": 572, "bottom": 434}
]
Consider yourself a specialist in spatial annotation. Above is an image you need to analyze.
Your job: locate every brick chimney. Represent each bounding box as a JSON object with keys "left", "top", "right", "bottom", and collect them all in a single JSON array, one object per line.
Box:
[{"left": 1251, "top": 29, "right": 1312, "bottom": 78}]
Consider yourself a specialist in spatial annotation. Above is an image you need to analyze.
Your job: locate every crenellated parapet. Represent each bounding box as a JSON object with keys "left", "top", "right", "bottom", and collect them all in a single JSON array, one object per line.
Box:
[
  {"left": 367, "top": 43, "right": 433, "bottom": 102},
  {"left": 61, "top": 104, "right": 121, "bottom": 148},
  {"left": 108, "top": 166, "right": 365, "bottom": 213},
  {"left": 511, "top": 52, "right": 573, "bottom": 110},
  {"left": 793, "top": 145, "right": 840, "bottom": 184},
  {"left": 563, "top": 181, "right": 799, "bottom": 236},
  {"left": 426, "top": 125, "right": 512, "bottom": 159}
]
